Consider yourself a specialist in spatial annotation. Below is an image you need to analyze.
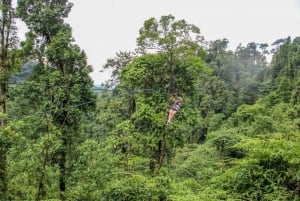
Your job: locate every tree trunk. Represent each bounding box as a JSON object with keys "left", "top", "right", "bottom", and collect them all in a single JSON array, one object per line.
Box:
[
  {"left": 0, "top": 82, "right": 8, "bottom": 197},
  {"left": 1, "top": 82, "right": 8, "bottom": 126},
  {"left": 58, "top": 111, "right": 68, "bottom": 201},
  {"left": 157, "top": 51, "right": 174, "bottom": 170},
  {"left": 0, "top": 149, "right": 7, "bottom": 198},
  {"left": 157, "top": 129, "right": 167, "bottom": 170},
  {"left": 59, "top": 146, "right": 66, "bottom": 201},
  {"left": 36, "top": 126, "right": 50, "bottom": 201}
]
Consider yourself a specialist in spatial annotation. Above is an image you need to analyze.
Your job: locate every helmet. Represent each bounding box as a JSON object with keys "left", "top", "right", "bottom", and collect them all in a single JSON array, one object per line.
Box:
[{"left": 177, "top": 96, "right": 183, "bottom": 101}]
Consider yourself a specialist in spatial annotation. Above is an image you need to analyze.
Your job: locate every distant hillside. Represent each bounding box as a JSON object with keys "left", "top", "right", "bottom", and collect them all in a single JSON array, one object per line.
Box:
[
  {"left": 10, "top": 61, "right": 35, "bottom": 83},
  {"left": 11, "top": 62, "right": 108, "bottom": 96}
]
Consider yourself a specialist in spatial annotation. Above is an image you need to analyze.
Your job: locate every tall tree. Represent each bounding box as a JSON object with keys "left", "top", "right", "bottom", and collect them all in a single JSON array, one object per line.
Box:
[
  {"left": 0, "top": 0, "right": 21, "bottom": 197},
  {"left": 234, "top": 42, "right": 269, "bottom": 104},
  {"left": 15, "top": 0, "right": 96, "bottom": 200},
  {"left": 206, "top": 39, "right": 238, "bottom": 84},
  {"left": 117, "top": 14, "right": 208, "bottom": 169},
  {"left": 137, "top": 14, "right": 205, "bottom": 95}
]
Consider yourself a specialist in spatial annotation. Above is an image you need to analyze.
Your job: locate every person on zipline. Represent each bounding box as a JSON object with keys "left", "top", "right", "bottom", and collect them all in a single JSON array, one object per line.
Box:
[{"left": 166, "top": 96, "right": 183, "bottom": 125}]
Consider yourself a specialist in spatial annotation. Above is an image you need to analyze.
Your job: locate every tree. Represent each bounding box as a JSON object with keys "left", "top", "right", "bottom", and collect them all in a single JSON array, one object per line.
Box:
[
  {"left": 102, "top": 50, "right": 136, "bottom": 86},
  {"left": 13, "top": 0, "right": 96, "bottom": 200},
  {"left": 100, "top": 15, "right": 209, "bottom": 170},
  {"left": 137, "top": 14, "right": 205, "bottom": 95},
  {"left": 0, "top": 0, "right": 21, "bottom": 197}
]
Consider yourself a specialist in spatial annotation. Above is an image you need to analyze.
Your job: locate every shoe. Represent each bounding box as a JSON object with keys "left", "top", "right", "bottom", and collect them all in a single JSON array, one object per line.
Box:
[{"left": 166, "top": 120, "right": 170, "bottom": 125}]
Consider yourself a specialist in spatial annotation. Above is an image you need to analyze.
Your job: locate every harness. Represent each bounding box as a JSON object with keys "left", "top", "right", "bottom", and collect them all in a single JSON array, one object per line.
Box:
[{"left": 171, "top": 102, "right": 181, "bottom": 111}]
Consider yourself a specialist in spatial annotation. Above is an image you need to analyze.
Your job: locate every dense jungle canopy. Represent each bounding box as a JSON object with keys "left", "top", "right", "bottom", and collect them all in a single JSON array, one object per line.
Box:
[{"left": 0, "top": 0, "right": 300, "bottom": 200}]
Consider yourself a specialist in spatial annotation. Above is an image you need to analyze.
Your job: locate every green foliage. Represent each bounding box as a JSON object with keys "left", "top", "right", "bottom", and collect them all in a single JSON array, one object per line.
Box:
[
  {"left": 4, "top": 1, "right": 97, "bottom": 200},
  {"left": 137, "top": 14, "right": 204, "bottom": 53},
  {"left": 211, "top": 129, "right": 245, "bottom": 159},
  {"left": 172, "top": 144, "right": 221, "bottom": 181},
  {"left": 214, "top": 134, "right": 300, "bottom": 200},
  {"left": 65, "top": 139, "right": 117, "bottom": 200},
  {"left": 102, "top": 175, "right": 170, "bottom": 201},
  {"left": 0, "top": 1, "right": 23, "bottom": 197},
  {"left": 17, "top": 0, "right": 73, "bottom": 42},
  {"left": 103, "top": 51, "right": 136, "bottom": 85},
  {"left": 205, "top": 36, "right": 300, "bottom": 199},
  {"left": 101, "top": 16, "right": 210, "bottom": 170},
  {"left": 120, "top": 53, "right": 168, "bottom": 91},
  {"left": 0, "top": 0, "right": 21, "bottom": 79},
  {"left": 169, "top": 143, "right": 242, "bottom": 201},
  {"left": 208, "top": 113, "right": 225, "bottom": 131},
  {"left": 3, "top": 5, "right": 300, "bottom": 200},
  {"left": 6, "top": 118, "right": 61, "bottom": 200},
  {"left": 273, "top": 37, "right": 300, "bottom": 80}
]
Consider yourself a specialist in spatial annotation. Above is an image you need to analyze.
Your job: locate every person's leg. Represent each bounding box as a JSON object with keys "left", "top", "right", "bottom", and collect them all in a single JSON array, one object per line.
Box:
[{"left": 167, "top": 109, "right": 177, "bottom": 124}]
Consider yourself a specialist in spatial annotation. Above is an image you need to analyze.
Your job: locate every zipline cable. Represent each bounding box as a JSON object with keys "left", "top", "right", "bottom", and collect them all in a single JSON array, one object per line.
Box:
[{"left": 4, "top": 99, "right": 97, "bottom": 121}]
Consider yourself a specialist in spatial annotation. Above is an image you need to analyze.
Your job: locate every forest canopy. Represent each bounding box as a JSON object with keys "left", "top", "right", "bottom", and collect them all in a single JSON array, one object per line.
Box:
[{"left": 0, "top": 1, "right": 300, "bottom": 200}]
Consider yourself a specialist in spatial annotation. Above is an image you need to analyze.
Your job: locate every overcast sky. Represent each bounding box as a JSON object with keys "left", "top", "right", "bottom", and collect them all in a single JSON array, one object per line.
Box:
[{"left": 64, "top": 0, "right": 300, "bottom": 84}]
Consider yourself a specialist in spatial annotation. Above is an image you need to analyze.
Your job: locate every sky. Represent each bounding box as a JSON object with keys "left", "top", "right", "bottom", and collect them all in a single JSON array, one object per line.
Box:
[{"left": 29, "top": 0, "right": 300, "bottom": 84}]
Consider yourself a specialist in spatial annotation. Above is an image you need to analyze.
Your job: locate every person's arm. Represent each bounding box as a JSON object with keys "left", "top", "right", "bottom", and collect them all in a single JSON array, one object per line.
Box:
[
  {"left": 170, "top": 96, "right": 176, "bottom": 103},
  {"left": 174, "top": 96, "right": 181, "bottom": 104}
]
